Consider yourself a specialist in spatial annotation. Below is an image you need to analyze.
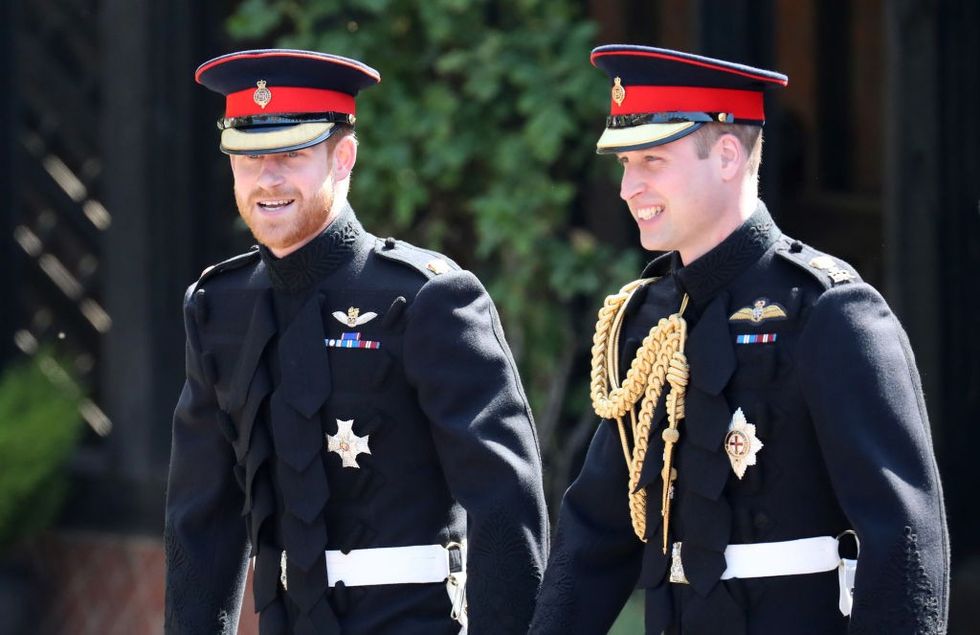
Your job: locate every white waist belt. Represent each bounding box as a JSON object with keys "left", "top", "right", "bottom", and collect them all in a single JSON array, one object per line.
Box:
[
  {"left": 325, "top": 543, "right": 461, "bottom": 587},
  {"left": 672, "top": 535, "right": 858, "bottom": 616},
  {"left": 720, "top": 536, "right": 842, "bottom": 579},
  {"left": 323, "top": 543, "right": 469, "bottom": 632}
]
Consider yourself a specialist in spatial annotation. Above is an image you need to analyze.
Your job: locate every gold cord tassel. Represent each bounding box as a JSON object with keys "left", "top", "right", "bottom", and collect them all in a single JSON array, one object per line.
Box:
[{"left": 590, "top": 280, "right": 689, "bottom": 544}]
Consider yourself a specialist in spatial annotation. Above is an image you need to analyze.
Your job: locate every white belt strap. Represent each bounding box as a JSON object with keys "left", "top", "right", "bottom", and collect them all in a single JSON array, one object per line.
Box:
[
  {"left": 720, "top": 536, "right": 841, "bottom": 579},
  {"left": 672, "top": 534, "right": 859, "bottom": 616},
  {"left": 323, "top": 543, "right": 468, "bottom": 632},
  {"left": 326, "top": 544, "right": 455, "bottom": 586}
]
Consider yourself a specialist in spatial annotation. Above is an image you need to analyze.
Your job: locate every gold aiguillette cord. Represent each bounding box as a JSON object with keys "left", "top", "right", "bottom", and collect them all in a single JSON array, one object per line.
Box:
[{"left": 591, "top": 282, "right": 689, "bottom": 548}]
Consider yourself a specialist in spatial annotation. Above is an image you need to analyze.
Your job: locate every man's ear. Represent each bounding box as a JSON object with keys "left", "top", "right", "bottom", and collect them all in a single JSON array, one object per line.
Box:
[
  {"left": 331, "top": 134, "right": 357, "bottom": 181},
  {"left": 716, "top": 133, "right": 743, "bottom": 181}
]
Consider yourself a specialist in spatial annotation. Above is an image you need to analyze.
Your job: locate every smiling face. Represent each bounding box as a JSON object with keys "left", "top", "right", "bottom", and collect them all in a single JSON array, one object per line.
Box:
[
  {"left": 229, "top": 133, "right": 356, "bottom": 257},
  {"left": 617, "top": 132, "right": 744, "bottom": 263}
]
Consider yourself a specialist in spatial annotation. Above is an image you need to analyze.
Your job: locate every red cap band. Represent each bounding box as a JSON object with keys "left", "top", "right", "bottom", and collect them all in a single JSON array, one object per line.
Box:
[
  {"left": 612, "top": 85, "right": 764, "bottom": 120},
  {"left": 225, "top": 86, "right": 356, "bottom": 117}
]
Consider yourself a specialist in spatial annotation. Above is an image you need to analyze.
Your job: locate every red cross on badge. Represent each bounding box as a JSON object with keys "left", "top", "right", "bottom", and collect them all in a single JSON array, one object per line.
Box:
[{"left": 725, "top": 430, "right": 748, "bottom": 457}]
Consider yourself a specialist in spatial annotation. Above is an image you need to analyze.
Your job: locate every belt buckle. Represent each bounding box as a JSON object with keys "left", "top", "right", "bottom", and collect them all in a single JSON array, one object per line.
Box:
[
  {"left": 445, "top": 541, "right": 464, "bottom": 574},
  {"left": 836, "top": 529, "right": 861, "bottom": 560},
  {"left": 444, "top": 542, "right": 467, "bottom": 622},
  {"left": 669, "top": 542, "right": 689, "bottom": 584}
]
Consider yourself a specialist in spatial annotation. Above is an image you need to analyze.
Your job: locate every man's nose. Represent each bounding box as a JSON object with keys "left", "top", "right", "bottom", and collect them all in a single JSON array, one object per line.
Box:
[
  {"left": 620, "top": 165, "right": 644, "bottom": 202},
  {"left": 255, "top": 158, "right": 285, "bottom": 188}
]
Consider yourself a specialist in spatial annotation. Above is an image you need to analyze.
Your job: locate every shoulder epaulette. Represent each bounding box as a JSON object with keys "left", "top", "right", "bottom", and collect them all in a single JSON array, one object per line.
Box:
[
  {"left": 373, "top": 237, "right": 461, "bottom": 280},
  {"left": 773, "top": 236, "right": 861, "bottom": 290},
  {"left": 197, "top": 246, "right": 261, "bottom": 285}
]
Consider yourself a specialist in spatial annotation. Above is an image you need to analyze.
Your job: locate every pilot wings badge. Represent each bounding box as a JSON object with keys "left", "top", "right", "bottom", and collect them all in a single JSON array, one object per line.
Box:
[
  {"left": 332, "top": 307, "right": 378, "bottom": 328},
  {"left": 326, "top": 307, "right": 382, "bottom": 350},
  {"left": 728, "top": 298, "right": 788, "bottom": 324}
]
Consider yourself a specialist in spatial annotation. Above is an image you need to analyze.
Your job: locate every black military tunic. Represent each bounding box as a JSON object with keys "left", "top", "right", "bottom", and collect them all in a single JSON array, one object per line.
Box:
[
  {"left": 165, "top": 204, "right": 549, "bottom": 634},
  {"left": 530, "top": 203, "right": 948, "bottom": 634}
]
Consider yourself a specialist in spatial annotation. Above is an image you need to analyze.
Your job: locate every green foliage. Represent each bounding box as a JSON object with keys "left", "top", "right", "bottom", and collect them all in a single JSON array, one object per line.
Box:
[
  {"left": 229, "top": 0, "right": 640, "bottom": 419},
  {"left": 0, "top": 354, "right": 83, "bottom": 552},
  {"left": 610, "top": 590, "right": 645, "bottom": 634}
]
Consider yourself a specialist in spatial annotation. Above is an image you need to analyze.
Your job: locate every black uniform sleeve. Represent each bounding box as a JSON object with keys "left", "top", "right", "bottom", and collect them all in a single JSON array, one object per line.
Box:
[
  {"left": 529, "top": 421, "right": 643, "bottom": 634},
  {"left": 402, "top": 270, "right": 549, "bottom": 635},
  {"left": 796, "top": 283, "right": 949, "bottom": 634},
  {"left": 164, "top": 285, "right": 250, "bottom": 635}
]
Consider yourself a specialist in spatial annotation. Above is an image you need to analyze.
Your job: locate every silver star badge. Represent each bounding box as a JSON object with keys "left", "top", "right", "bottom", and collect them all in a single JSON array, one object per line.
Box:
[
  {"left": 724, "top": 407, "right": 763, "bottom": 479},
  {"left": 326, "top": 418, "right": 371, "bottom": 468}
]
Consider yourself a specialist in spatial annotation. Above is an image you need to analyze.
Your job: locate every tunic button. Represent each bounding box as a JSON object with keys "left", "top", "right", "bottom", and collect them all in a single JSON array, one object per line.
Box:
[
  {"left": 753, "top": 511, "right": 771, "bottom": 530},
  {"left": 789, "top": 240, "right": 803, "bottom": 253},
  {"left": 384, "top": 236, "right": 396, "bottom": 249}
]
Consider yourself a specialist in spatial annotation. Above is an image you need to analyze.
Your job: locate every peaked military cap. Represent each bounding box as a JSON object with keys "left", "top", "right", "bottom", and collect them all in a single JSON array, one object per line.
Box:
[
  {"left": 195, "top": 49, "right": 381, "bottom": 155},
  {"left": 590, "top": 45, "right": 787, "bottom": 154}
]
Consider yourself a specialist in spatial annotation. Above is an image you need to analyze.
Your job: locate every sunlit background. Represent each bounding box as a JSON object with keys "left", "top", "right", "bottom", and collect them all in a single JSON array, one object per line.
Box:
[{"left": 1, "top": 1, "right": 978, "bottom": 633}]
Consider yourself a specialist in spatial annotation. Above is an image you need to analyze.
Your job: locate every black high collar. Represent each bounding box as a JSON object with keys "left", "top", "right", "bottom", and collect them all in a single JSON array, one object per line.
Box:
[
  {"left": 643, "top": 201, "right": 780, "bottom": 306},
  {"left": 258, "top": 203, "right": 364, "bottom": 294}
]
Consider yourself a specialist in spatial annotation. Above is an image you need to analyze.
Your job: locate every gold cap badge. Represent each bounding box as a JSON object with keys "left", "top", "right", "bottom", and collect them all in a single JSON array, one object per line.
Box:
[
  {"left": 612, "top": 76, "right": 626, "bottom": 107},
  {"left": 253, "top": 80, "right": 272, "bottom": 109}
]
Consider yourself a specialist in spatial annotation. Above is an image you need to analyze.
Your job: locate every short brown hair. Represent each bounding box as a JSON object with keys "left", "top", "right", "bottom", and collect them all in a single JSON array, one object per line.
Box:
[
  {"left": 690, "top": 123, "right": 763, "bottom": 175},
  {"left": 325, "top": 125, "right": 357, "bottom": 152}
]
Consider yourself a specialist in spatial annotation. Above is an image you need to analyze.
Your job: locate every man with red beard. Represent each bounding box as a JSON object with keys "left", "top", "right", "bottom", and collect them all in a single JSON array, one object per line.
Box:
[
  {"left": 529, "top": 45, "right": 948, "bottom": 634},
  {"left": 164, "top": 49, "right": 548, "bottom": 635}
]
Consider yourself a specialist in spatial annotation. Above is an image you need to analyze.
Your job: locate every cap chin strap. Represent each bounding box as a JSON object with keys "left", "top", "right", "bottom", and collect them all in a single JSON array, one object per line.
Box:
[
  {"left": 217, "top": 111, "right": 355, "bottom": 130},
  {"left": 606, "top": 111, "right": 766, "bottom": 129}
]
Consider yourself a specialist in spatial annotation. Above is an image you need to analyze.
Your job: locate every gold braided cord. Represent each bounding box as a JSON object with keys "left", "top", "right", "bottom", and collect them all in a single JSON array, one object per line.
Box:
[
  {"left": 590, "top": 280, "right": 689, "bottom": 543},
  {"left": 591, "top": 280, "right": 653, "bottom": 420},
  {"left": 659, "top": 308, "right": 688, "bottom": 553}
]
